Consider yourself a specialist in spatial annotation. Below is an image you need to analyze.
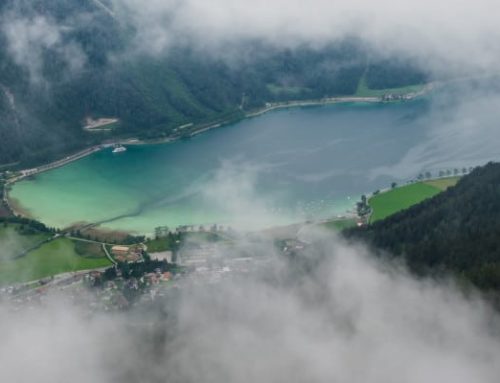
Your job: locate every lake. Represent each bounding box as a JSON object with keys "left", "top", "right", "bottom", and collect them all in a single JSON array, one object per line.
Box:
[{"left": 10, "top": 91, "right": 500, "bottom": 234}]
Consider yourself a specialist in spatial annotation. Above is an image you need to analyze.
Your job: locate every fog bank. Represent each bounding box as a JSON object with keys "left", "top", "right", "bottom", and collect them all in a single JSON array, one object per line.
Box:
[{"left": 1, "top": 230, "right": 499, "bottom": 382}]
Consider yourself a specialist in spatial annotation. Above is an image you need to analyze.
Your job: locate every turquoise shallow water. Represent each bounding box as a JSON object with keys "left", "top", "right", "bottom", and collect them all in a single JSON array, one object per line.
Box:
[{"left": 11, "top": 95, "right": 500, "bottom": 234}]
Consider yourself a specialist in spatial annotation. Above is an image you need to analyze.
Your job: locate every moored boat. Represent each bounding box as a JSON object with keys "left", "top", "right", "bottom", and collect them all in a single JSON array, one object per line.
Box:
[{"left": 112, "top": 145, "right": 126, "bottom": 153}]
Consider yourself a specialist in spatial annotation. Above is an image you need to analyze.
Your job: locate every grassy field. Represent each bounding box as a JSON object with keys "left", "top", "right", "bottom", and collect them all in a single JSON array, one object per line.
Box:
[
  {"left": 423, "top": 176, "right": 459, "bottom": 191},
  {"left": 355, "top": 76, "right": 426, "bottom": 97},
  {"left": 0, "top": 237, "right": 111, "bottom": 284},
  {"left": 369, "top": 183, "right": 442, "bottom": 222},
  {"left": 0, "top": 224, "right": 51, "bottom": 261},
  {"left": 74, "top": 240, "right": 107, "bottom": 257},
  {"left": 145, "top": 237, "right": 174, "bottom": 252}
]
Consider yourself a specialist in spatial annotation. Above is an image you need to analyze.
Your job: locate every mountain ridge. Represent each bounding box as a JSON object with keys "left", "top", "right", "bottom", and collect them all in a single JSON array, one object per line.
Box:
[{"left": 0, "top": 0, "right": 427, "bottom": 168}]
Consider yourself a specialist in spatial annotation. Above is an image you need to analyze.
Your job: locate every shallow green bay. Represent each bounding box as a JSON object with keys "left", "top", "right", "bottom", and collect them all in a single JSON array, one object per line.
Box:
[{"left": 11, "top": 96, "right": 500, "bottom": 234}]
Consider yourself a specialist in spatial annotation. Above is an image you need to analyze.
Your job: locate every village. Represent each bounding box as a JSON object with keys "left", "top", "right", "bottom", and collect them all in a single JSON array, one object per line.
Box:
[{"left": 0, "top": 222, "right": 310, "bottom": 312}]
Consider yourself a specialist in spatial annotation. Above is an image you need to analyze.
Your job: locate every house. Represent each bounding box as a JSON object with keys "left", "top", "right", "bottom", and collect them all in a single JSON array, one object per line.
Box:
[{"left": 112, "top": 245, "right": 143, "bottom": 262}]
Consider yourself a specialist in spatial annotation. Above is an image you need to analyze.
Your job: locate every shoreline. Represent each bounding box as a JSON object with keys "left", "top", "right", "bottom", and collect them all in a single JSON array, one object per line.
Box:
[
  {"left": 4, "top": 85, "right": 432, "bottom": 225},
  {"left": 244, "top": 96, "right": 380, "bottom": 118},
  {"left": 5, "top": 145, "right": 104, "bottom": 186},
  {"left": 2, "top": 192, "right": 31, "bottom": 219},
  {"left": 191, "top": 83, "right": 433, "bottom": 137},
  {"left": 5, "top": 196, "right": 31, "bottom": 218},
  {"left": 7, "top": 86, "right": 433, "bottom": 183}
]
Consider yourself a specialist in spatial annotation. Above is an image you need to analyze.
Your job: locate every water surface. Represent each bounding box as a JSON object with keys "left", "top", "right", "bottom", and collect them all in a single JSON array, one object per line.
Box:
[{"left": 11, "top": 94, "right": 500, "bottom": 234}]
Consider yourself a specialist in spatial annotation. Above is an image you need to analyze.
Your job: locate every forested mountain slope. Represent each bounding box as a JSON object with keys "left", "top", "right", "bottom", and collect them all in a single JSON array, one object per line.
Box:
[
  {"left": 345, "top": 163, "right": 500, "bottom": 291},
  {"left": 0, "top": 0, "right": 427, "bottom": 167}
]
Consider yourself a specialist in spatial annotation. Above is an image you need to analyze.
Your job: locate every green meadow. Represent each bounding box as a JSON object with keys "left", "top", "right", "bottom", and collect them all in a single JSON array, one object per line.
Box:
[
  {"left": 355, "top": 76, "right": 426, "bottom": 97},
  {"left": 368, "top": 178, "right": 459, "bottom": 222},
  {"left": 369, "top": 183, "right": 441, "bottom": 222},
  {"left": 0, "top": 235, "right": 111, "bottom": 284},
  {"left": 0, "top": 224, "right": 50, "bottom": 261}
]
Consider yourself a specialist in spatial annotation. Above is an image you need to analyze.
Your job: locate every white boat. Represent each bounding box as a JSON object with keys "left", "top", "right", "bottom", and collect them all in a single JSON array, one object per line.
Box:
[{"left": 112, "top": 145, "right": 127, "bottom": 153}]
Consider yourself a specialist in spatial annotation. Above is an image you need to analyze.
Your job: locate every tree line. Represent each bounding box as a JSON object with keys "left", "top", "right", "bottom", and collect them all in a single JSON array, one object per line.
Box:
[{"left": 1, "top": 216, "right": 57, "bottom": 234}]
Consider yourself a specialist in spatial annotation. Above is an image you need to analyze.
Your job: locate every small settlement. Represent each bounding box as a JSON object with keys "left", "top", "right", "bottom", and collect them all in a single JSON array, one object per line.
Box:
[{"left": 111, "top": 244, "right": 144, "bottom": 262}]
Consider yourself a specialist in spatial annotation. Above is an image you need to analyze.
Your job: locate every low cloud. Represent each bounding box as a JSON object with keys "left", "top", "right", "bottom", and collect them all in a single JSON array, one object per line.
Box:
[
  {"left": 1, "top": 229, "right": 499, "bottom": 382},
  {"left": 1, "top": 13, "right": 87, "bottom": 86},
  {"left": 3, "top": 1, "right": 500, "bottom": 80},
  {"left": 1, "top": 3, "right": 500, "bottom": 380},
  {"left": 370, "top": 85, "right": 500, "bottom": 180},
  {"left": 2, "top": 162, "right": 500, "bottom": 382},
  {"left": 201, "top": 161, "right": 292, "bottom": 230},
  {"left": 113, "top": 0, "right": 500, "bottom": 75}
]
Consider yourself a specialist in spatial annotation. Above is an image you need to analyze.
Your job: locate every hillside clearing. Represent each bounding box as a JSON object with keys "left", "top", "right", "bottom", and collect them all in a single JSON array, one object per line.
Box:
[{"left": 369, "top": 183, "right": 441, "bottom": 222}]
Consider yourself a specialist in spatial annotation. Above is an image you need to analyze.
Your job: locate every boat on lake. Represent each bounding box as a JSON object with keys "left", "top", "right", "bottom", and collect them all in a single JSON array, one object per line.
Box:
[{"left": 112, "top": 145, "right": 127, "bottom": 153}]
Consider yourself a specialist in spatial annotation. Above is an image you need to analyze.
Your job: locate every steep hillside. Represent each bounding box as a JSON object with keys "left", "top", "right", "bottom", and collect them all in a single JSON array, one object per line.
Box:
[
  {"left": 0, "top": 0, "right": 427, "bottom": 167},
  {"left": 345, "top": 162, "right": 500, "bottom": 291}
]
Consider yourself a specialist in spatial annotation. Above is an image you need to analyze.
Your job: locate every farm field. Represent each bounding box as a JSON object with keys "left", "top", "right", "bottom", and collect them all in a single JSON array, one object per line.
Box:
[
  {"left": 369, "top": 183, "right": 442, "bottom": 222},
  {"left": 0, "top": 237, "right": 111, "bottom": 284},
  {"left": 0, "top": 224, "right": 50, "bottom": 261}
]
